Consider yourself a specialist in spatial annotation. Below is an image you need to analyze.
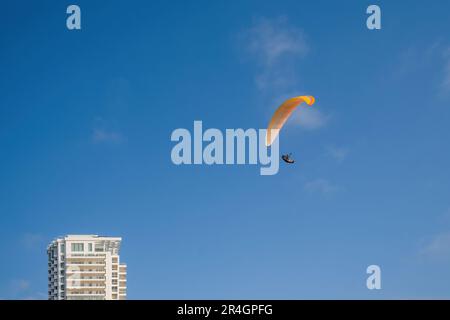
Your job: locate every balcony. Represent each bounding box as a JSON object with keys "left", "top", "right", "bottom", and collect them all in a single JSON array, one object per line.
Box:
[
  {"left": 69, "top": 276, "right": 105, "bottom": 281},
  {"left": 66, "top": 296, "right": 104, "bottom": 300},
  {"left": 66, "top": 256, "right": 104, "bottom": 261},
  {"left": 66, "top": 269, "right": 105, "bottom": 275},
  {"left": 68, "top": 253, "right": 106, "bottom": 258},
  {"left": 68, "top": 278, "right": 105, "bottom": 284},
  {"left": 66, "top": 287, "right": 105, "bottom": 292},
  {"left": 67, "top": 284, "right": 106, "bottom": 289},
  {"left": 66, "top": 292, "right": 105, "bottom": 296},
  {"left": 66, "top": 262, "right": 105, "bottom": 267}
]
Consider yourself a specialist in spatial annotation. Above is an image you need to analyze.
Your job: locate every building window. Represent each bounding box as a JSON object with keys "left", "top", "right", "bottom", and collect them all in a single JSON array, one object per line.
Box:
[
  {"left": 88, "top": 243, "right": 93, "bottom": 252},
  {"left": 71, "top": 243, "right": 84, "bottom": 252}
]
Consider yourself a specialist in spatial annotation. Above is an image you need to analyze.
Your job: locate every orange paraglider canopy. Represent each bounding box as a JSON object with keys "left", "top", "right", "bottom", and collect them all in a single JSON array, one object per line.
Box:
[{"left": 265, "top": 95, "right": 315, "bottom": 146}]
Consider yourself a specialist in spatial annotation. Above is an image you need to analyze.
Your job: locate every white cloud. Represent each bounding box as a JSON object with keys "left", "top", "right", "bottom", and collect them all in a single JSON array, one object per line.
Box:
[
  {"left": 420, "top": 232, "right": 450, "bottom": 259},
  {"left": 240, "top": 17, "right": 309, "bottom": 91},
  {"left": 255, "top": 68, "right": 299, "bottom": 91},
  {"left": 304, "top": 178, "right": 339, "bottom": 194},
  {"left": 443, "top": 207, "right": 450, "bottom": 221},
  {"left": 442, "top": 48, "right": 450, "bottom": 94},
  {"left": 327, "top": 146, "right": 349, "bottom": 163},
  {"left": 22, "top": 292, "right": 47, "bottom": 300},
  {"left": 92, "top": 128, "right": 125, "bottom": 144},
  {"left": 290, "top": 106, "right": 329, "bottom": 130},
  {"left": 243, "top": 17, "right": 308, "bottom": 67},
  {"left": 397, "top": 42, "right": 450, "bottom": 96},
  {"left": 240, "top": 17, "right": 328, "bottom": 131},
  {"left": 5, "top": 279, "right": 46, "bottom": 300},
  {"left": 20, "top": 233, "right": 44, "bottom": 249},
  {"left": 91, "top": 118, "right": 125, "bottom": 144},
  {"left": 13, "top": 280, "right": 29, "bottom": 291},
  {"left": 9, "top": 279, "right": 30, "bottom": 297}
]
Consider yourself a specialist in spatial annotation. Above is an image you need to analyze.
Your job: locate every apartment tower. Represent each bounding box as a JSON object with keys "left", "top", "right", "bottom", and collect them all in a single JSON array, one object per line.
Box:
[{"left": 47, "top": 235, "right": 127, "bottom": 300}]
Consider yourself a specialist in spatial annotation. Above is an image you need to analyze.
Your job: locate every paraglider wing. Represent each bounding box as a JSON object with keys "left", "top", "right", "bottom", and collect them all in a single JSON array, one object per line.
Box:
[{"left": 265, "top": 95, "right": 315, "bottom": 146}]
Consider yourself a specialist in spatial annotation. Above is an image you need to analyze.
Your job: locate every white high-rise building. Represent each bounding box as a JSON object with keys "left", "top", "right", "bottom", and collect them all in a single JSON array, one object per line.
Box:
[{"left": 47, "top": 235, "right": 127, "bottom": 300}]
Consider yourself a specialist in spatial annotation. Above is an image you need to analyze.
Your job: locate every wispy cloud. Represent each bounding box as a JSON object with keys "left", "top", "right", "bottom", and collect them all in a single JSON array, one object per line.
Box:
[
  {"left": 442, "top": 47, "right": 450, "bottom": 94},
  {"left": 91, "top": 117, "right": 126, "bottom": 145},
  {"left": 291, "top": 106, "right": 329, "bottom": 130},
  {"left": 8, "top": 279, "right": 31, "bottom": 298},
  {"left": 239, "top": 16, "right": 310, "bottom": 91},
  {"left": 20, "top": 233, "right": 44, "bottom": 250},
  {"left": 396, "top": 41, "right": 450, "bottom": 97},
  {"left": 326, "top": 146, "right": 349, "bottom": 163},
  {"left": 11, "top": 279, "right": 30, "bottom": 292},
  {"left": 442, "top": 207, "right": 450, "bottom": 223},
  {"left": 92, "top": 128, "right": 125, "bottom": 144},
  {"left": 420, "top": 232, "right": 450, "bottom": 259},
  {"left": 22, "top": 292, "right": 47, "bottom": 300},
  {"left": 3, "top": 279, "right": 46, "bottom": 300},
  {"left": 239, "top": 17, "right": 328, "bottom": 131},
  {"left": 242, "top": 16, "right": 309, "bottom": 67},
  {"left": 304, "top": 178, "right": 340, "bottom": 194}
]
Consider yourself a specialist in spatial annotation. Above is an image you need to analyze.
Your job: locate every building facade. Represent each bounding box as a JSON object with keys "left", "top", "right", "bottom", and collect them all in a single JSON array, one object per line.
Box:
[{"left": 47, "top": 235, "right": 127, "bottom": 300}]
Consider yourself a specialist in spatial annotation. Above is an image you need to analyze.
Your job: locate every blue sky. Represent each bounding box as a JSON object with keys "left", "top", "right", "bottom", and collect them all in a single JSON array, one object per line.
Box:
[{"left": 1, "top": 0, "right": 450, "bottom": 299}]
